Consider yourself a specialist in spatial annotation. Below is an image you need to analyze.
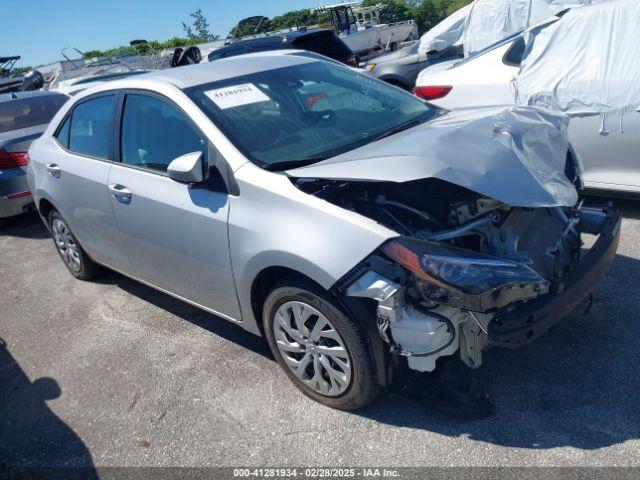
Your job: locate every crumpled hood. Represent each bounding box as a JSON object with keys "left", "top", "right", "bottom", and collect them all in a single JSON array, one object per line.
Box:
[{"left": 286, "top": 105, "right": 578, "bottom": 208}]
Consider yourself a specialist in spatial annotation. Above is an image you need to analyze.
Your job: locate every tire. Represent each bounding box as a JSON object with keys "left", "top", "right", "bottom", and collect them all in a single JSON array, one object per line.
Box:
[
  {"left": 263, "top": 279, "right": 379, "bottom": 410},
  {"left": 48, "top": 210, "right": 101, "bottom": 280}
]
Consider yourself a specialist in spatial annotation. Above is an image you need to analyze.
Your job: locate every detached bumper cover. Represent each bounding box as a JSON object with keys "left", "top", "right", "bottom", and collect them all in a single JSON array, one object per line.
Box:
[{"left": 488, "top": 207, "right": 621, "bottom": 348}]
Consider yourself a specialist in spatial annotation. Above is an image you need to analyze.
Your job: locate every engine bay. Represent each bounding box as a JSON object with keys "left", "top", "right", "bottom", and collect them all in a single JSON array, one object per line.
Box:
[
  {"left": 294, "top": 176, "right": 592, "bottom": 372},
  {"left": 296, "top": 177, "right": 583, "bottom": 282}
]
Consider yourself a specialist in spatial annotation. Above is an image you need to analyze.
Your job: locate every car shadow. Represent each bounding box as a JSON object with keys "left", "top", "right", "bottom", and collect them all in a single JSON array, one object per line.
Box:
[
  {"left": 358, "top": 250, "right": 640, "bottom": 450},
  {"left": 0, "top": 212, "right": 50, "bottom": 239},
  {"left": 99, "top": 251, "right": 640, "bottom": 451},
  {"left": 3, "top": 205, "right": 639, "bottom": 452},
  {"left": 94, "top": 270, "right": 272, "bottom": 360},
  {"left": 0, "top": 338, "right": 97, "bottom": 479}
]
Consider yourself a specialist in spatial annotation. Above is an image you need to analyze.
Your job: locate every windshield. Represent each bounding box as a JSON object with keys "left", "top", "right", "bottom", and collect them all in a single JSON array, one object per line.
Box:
[
  {"left": 185, "top": 61, "right": 436, "bottom": 170},
  {"left": 0, "top": 94, "right": 68, "bottom": 134}
]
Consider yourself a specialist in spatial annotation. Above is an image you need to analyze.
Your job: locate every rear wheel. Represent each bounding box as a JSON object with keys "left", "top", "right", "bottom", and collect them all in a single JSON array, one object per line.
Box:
[
  {"left": 263, "top": 279, "right": 379, "bottom": 410},
  {"left": 49, "top": 210, "right": 101, "bottom": 280}
]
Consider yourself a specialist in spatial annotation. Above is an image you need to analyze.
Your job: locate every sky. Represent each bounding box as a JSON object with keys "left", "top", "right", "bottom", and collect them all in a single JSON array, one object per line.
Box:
[{"left": 2, "top": 0, "right": 322, "bottom": 68}]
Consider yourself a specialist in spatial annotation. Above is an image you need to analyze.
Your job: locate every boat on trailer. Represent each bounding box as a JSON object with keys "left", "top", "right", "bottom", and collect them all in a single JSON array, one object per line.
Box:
[{"left": 314, "top": 2, "right": 418, "bottom": 61}]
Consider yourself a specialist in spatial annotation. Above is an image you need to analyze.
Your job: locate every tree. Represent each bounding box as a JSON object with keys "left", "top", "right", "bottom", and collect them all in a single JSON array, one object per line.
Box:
[
  {"left": 271, "top": 9, "right": 314, "bottom": 29},
  {"left": 411, "top": 0, "right": 472, "bottom": 34},
  {"left": 413, "top": 0, "right": 440, "bottom": 33},
  {"left": 445, "top": 0, "right": 472, "bottom": 16},
  {"left": 360, "top": 0, "right": 414, "bottom": 24},
  {"left": 182, "top": 9, "right": 218, "bottom": 41}
]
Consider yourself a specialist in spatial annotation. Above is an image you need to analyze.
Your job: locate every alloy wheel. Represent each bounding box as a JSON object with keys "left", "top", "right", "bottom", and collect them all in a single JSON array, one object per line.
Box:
[
  {"left": 51, "top": 218, "right": 81, "bottom": 272},
  {"left": 273, "top": 300, "right": 352, "bottom": 397}
]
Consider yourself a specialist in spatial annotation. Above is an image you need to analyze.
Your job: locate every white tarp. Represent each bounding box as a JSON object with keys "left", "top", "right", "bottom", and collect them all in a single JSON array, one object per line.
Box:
[
  {"left": 418, "top": 3, "right": 473, "bottom": 54},
  {"left": 463, "top": 0, "right": 604, "bottom": 57},
  {"left": 515, "top": 0, "right": 640, "bottom": 132}
]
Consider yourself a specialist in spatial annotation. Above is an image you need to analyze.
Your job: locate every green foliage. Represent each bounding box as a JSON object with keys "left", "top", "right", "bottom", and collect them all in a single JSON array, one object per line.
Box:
[
  {"left": 360, "top": 0, "right": 414, "bottom": 23},
  {"left": 271, "top": 9, "right": 313, "bottom": 29},
  {"left": 408, "top": 0, "right": 472, "bottom": 34},
  {"left": 9, "top": 66, "right": 32, "bottom": 76},
  {"left": 445, "top": 0, "right": 472, "bottom": 15},
  {"left": 182, "top": 8, "right": 219, "bottom": 41},
  {"left": 334, "top": 0, "right": 471, "bottom": 35},
  {"left": 229, "top": 19, "right": 271, "bottom": 38},
  {"left": 82, "top": 36, "right": 208, "bottom": 59}
]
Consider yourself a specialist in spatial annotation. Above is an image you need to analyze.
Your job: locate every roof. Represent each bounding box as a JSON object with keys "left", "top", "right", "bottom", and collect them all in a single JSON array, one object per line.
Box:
[
  {"left": 115, "top": 50, "right": 320, "bottom": 90},
  {"left": 222, "top": 28, "right": 336, "bottom": 49},
  {"left": 0, "top": 90, "right": 68, "bottom": 104}
]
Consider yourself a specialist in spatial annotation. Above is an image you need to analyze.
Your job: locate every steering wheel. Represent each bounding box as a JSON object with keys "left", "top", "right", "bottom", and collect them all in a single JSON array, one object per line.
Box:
[{"left": 305, "top": 110, "right": 336, "bottom": 126}]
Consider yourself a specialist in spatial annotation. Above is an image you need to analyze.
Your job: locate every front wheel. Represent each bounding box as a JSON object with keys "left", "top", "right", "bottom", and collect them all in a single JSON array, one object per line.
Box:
[{"left": 263, "top": 280, "right": 379, "bottom": 410}]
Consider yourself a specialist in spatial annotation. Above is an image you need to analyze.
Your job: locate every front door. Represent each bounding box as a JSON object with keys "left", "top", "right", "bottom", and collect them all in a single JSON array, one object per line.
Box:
[{"left": 108, "top": 91, "right": 241, "bottom": 320}]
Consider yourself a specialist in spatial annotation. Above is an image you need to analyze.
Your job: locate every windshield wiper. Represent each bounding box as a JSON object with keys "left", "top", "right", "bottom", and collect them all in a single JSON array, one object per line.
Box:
[
  {"left": 262, "top": 154, "right": 331, "bottom": 172},
  {"left": 367, "top": 115, "right": 430, "bottom": 144},
  {"left": 262, "top": 114, "right": 432, "bottom": 172}
]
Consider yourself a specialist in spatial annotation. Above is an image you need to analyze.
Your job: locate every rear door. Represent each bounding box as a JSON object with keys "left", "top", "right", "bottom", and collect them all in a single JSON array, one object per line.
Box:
[
  {"left": 107, "top": 90, "right": 240, "bottom": 320},
  {"left": 570, "top": 112, "right": 640, "bottom": 191},
  {"left": 44, "top": 93, "right": 129, "bottom": 270}
]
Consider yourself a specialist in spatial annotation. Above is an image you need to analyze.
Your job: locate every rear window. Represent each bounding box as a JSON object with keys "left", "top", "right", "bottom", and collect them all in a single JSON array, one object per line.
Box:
[
  {"left": 0, "top": 94, "right": 68, "bottom": 134},
  {"left": 502, "top": 37, "right": 526, "bottom": 66},
  {"left": 292, "top": 33, "right": 353, "bottom": 62}
]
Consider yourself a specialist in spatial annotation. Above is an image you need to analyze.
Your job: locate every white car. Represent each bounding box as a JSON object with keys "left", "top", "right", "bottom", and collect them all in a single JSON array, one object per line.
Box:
[{"left": 414, "top": 8, "right": 640, "bottom": 195}]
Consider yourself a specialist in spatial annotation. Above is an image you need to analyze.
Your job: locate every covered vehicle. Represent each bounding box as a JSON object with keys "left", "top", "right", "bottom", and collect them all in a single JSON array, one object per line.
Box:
[
  {"left": 363, "top": 3, "right": 472, "bottom": 90},
  {"left": 462, "top": 0, "right": 604, "bottom": 57},
  {"left": 415, "top": 0, "right": 640, "bottom": 194},
  {"left": 418, "top": 2, "right": 472, "bottom": 55},
  {"left": 0, "top": 91, "right": 68, "bottom": 221},
  {"left": 27, "top": 52, "right": 619, "bottom": 410}
]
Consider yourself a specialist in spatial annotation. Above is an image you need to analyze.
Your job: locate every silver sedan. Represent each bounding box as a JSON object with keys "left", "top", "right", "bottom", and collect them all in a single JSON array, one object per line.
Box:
[{"left": 27, "top": 51, "right": 620, "bottom": 410}]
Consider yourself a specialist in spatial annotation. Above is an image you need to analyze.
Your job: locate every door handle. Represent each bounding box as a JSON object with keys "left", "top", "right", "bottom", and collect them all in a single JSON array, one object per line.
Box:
[
  {"left": 108, "top": 184, "right": 132, "bottom": 203},
  {"left": 46, "top": 163, "right": 61, "bottom": 177}
]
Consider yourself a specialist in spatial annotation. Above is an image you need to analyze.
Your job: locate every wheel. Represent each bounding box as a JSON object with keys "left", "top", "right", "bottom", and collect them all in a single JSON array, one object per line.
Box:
[
  {"left": 263, "top": 279, "right": 379, "bottom": 410},
  {"left": 49, "top": 210, "right": 101, "bottom": 280}
]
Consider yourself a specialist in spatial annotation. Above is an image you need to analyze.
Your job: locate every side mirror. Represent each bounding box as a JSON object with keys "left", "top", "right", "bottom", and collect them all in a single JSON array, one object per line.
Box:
[
  {"left": 167, "top": 151, "right": 204, "bottom": 184},
  {"left": 33, "top": 377, "right": 62, "bottom": 401}
]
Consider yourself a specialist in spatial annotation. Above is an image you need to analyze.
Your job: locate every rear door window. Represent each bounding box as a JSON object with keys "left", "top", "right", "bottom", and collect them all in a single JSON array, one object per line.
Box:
[
  {"left": 0, "top": 94, "right": 68, "bottom": 134},
  {"left": 67, "top": 95, "right": 115, "bottom": 160},
  {"left": 502, "top": 37, "right": 526, "bottom": 66},
  {"left": 55, "top": 116, "right": 71, "bottom": 148}
]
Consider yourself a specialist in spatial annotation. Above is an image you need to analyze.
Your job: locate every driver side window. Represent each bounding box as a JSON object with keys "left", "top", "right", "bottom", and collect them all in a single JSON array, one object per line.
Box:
[{"left": 120, "top": 94, "right": 206, "bottom": 173}]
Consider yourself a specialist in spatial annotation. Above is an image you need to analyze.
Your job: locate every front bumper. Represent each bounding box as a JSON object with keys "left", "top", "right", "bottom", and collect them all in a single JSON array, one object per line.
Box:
[{"left": 488, "top": 207, "right": 621, "bottom": 348}]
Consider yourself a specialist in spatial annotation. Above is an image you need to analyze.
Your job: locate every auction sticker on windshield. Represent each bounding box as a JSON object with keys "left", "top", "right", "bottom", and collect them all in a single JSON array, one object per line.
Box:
[{"left": 204, "top": 83, "right": 270, "bottom": 109}]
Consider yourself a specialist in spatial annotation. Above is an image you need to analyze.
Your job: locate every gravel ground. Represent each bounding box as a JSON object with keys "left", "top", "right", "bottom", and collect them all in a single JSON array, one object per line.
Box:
[{"left": 1, "top": 199, "right": 639, "bottom": 469}]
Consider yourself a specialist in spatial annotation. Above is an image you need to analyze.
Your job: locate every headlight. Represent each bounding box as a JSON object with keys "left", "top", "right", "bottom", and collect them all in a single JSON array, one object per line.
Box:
[
  {"left": 381, "top": 238, "right": 548, "bottom": 310},
  {"left": 366, "top": 63, "right": 376, "bottom": 72}
]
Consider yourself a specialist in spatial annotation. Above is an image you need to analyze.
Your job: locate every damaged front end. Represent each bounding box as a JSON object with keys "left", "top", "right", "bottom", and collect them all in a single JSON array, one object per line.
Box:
[{"left": 298, "top": 177, "right": 621, "bottom": 373}]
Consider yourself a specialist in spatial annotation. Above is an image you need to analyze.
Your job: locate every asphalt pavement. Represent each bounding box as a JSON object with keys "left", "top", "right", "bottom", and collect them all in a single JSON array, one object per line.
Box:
[{"left": 1, "top": 200, "right": 639, "bottom": 469}]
